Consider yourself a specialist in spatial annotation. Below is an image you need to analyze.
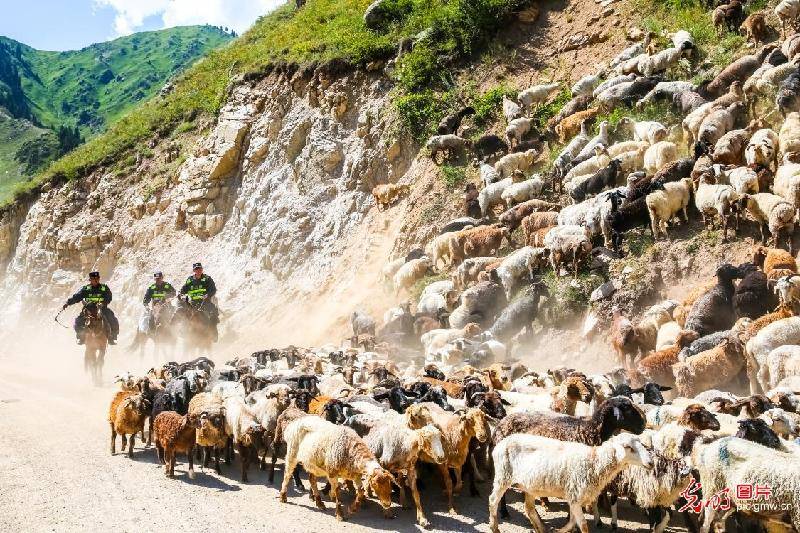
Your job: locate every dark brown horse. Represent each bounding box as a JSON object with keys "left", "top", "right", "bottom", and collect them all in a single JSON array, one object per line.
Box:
[
  {"left": 82, "top": 303, "right": 108, "bottom": 385},
  {"left": 175, "top": 299, "right": 214, "bottom": 356}
]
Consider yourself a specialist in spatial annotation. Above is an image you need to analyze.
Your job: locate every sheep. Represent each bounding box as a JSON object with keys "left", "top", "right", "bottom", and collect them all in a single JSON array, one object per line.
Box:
[
  {"left": 775, "top": 275, "right": 800, "bottom": 309},
  {"left": 440, "top": 216, "right": 485, "bottom": 235},
  {"left": 673, "top": 336, "right": 747, "bottom": 397},
  {"left": 641, "top": 47, "right": 685, "bottom": 77},
  {"left": 474, "top": 134, "right": 509, "bottom": 161},
  {"left": 543, "top": 225, "right": 592, "bottom": 277},
  {"left": 570, "top": 159, "right": 622, "bottom": 203},
  {"left": 610, "top": 306, "right": 673, "bottom": 368},
  {"left": 682, "top": 263, "right": 743, "bottom": 338},
  {"left": 518, "top": 82, "right": 560, "bottom": 109},
  {"left": 153, "top": 411, "right": 200, "bottom": 479},
  {"left": 779, "top": 112, "right": 800, "bottom": 155},
  {"left": 421, "top": 323, "right": 482, "bottom": 354},
  {"left": 706, "top": 46, "right": 775, "bottom": 98},
  {"left": 693, "top": 177, "right": 740, "bottom": 241},
  {"left": 453, "top": 225, "right": 510, "bottom": 262},
  {"left": 364, "top": 422, "right": 445, "bottom": 527},
  {"left": 698, "top": 102, "right": 746, "bottom": 149},
  {"left": 636, "top": 331, "right": 700, "bottom": 387},
  {"left": 521, "top": 212, "right": 559, "bottom": 245},
  {"left": 767, "top": 345, "right": 800, "bottom": 389},
  {"left": 776, "top": 0, "right": 800, "bottom": 38},
  {"left": 437, "top": 106, "right": 475, "bottom": 135},
  {"left": 426, "top": 134, "right": 470, "bottom": 163},
  {"left": 223, "top": 395, "right": 266, "bottom": 482},
  {"left": 673, "top": 89, "right": 707, "bottom": 114},
  {"left": 449, "top": 274, "right": 507, "bottom": 329},
  {"left": 646, "top": 177, "right": 692, "bottom": 239},
  {"left": 393, "top": 256, "right": 431, "bottom": 296},
  {"left": 656, "top": 321, "right": 683, "bottom": 350},
  {"left": 495, "top": 246, "right": 547, "bottom": 298},
  {"left": 572, "top": 71, "right": 604, "bottom": 97},
  {"left": 187, "top": 392, "right": 228, "bottom": 473},
  {"left": 499, "top": 198, "right": 560, "bottom": 230},
  {"left": 109, "top": 391, "right": 150, "bottom": 458},
  {"left": 500, "top": 176, "right": 544, "bottom": 208},
  {"left": 713, "top": 0, "right": 745, "bottom": 34},
  {"left": 738, "top": 193, "right": 796, "bottom": 251},
  {"left": 777, "top": 72, "right": 800, "bottom": 117},
  {"left": 427, "top": 231, "right": 460, "bottom": 270},
  {"left": 502, "top": 95, "right": 521, "bottom": 122},
  {"left": 505, "top": 117, "right": 535, "bottom": 148},
  {"left": 488, "top": 432, "right": 652, "bottom": 533},
  {"left": 550, "top": 94, "right": 593, "bottom": 130},
  {"left": 618, "top": 118, "right": 668, "bottom": 145},
  {"left": 555, "top": 108, "right": 599, "bottom": 143},
  {"left": 279, "top": 417, "right": 394, "bottom": 520},
  {"left": 746, "top": 316, "right": 800, "bottom": 393},
  {"left": 753, "top": 245, "right": 798, "bottom": 279},
  {"left": 643, "top": 141, "right": 678, "bottom": 176},
  {"left": 372, "top": 183, "right": 409, "bottom": 210},
  {"left": 564, "top": 145, "right": 612, "bottom": 190},
  {"left": 692, "top": 437, "right": 800, "bottom": 531},
  {"left": 682, "top": 102, "right": 719, "bottom": 151},
  {"left": 488, "top": 282, "right": 549, "bottom": 342},
  {"left": 554, "top": 120, "right": 592, "bottom": 183},
  {"left": 452, "top": 257, "right": 499, "bottom": 290},
  {"left": 740, "top": 11, "right": 769, "bottom": 44},
  {"left": 406, "top": 403, "right": 490, "bottom": 514},
  {"left": 724, "top": 166, "right": 760, "bottom": 195},
  {"left": 494, "top": 149, "right": 538, "bottom": 179},
  {"left": 610, "top": 40, "right": 650, "bottom": 70},
  {"left": 636, "top": 81, "right": 694, "bottom": 109},
  {"left": 575, "top": 119, "right": 609, "bottom": 162}
]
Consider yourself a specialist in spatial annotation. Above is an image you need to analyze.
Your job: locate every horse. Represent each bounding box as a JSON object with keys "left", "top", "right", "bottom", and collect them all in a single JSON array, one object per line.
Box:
[
  {"left": 174, "top": 298, "right": 215, "bottom": 356},
  {"left": 82, "top": 303, "right": 108, "bottom": 385},
  {"left": 130, "top": 300, "right": 176, "bottom": 361}
]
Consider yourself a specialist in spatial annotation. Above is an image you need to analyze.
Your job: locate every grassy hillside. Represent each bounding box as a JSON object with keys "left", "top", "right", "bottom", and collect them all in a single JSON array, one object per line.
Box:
[{"left": 0, "top": 25, "right": 234, "bottom": 202}]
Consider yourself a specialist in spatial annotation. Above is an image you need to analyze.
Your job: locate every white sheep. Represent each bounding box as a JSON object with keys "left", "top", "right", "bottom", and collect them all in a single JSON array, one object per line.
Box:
[
  {"left": 724, "top": 166, "right": 759, "bottom": 194},
  {"left": 494, "top": 149, "right": 538, "bottom": 179},
  {"left": 557, "top": 201, "right": 592, "bottom": 227},
  {"left": 417, "top": 293, "right": 448, "bottom": 315},
  {"left": 776, "top": 0, "right": 800, "bottom": 37},
  {"left": 393, "top": 256, "right": 432, "bottom": 296},
  {"left": 426, "top": 134, "right": 469, "bottom": 162},
  {"left": 698, "top": 104, "right": 740, "bottom": 147},
  {"left": 745, "top": 316, "right": 800, "bottom": 394},
  {"left": 607, "top": 140, "right": 649, "bottom": 157},
  {"left": 593, "top": 73, "right": 637, "bottom": 98},
  {"left": 479, "top": 178, "right": 513, "bottom": 215},
  {"left": 502, "top": 95, "right": 522, "bottom": 122},
  {"left": 488, "top": 433, "right": 653, "bottom": 533},
  {"left": 427, "top": 231, "right": 460, "bottom": 270},
  {"left": 481, "top": 162, "right": 501, "bottom": 187},
  {"left": 518, "top": 82, "right": 560, "bottom": 109},
  {"left": 615, "top": 146, "right": 648, "bottom": 174},
  {"left": 779, "top": 112, "right": 800, "bottom": 155},
  {"left": 655, "top": 321, "right": 682, "bottom": 350},
  {"left": 505, "top": 117, "right": 535, "bottom": 147},
  {"left": 694, "top": 179, "right": 739, "bottom": 238},
  {"left": 421, "top": 279, "right": 455, "bottom": 299},
  {"left": 610, "top": 35, "right": 650, "bottom": 68},
  {"left": 381, "top": 257, "right": 405, "bottom": 286},
  {"left": 575, "top": 121, "right": 610, "bottom": 160},
  {"left": 739, "top": 192, "right": 796, "bottom": 250},
  {"left": 554, "top": 120, "right": 592, "bottom": 178},
  {"left": 596, "top": 81, "right": 637, "bottom": 110},
  {"left": 766, "top": 344, "right": 800, "bottom": 390},
  {"left": 775, "top": 275, "right": 800, "bottom": 307},
  {"left": 682, "top": 101, "right": 718, "bottom": 151},
  {"left": 544, "top": 225, "right": 592, "bottom": 277},
  {"left": 646, "top": 177, "right": 693, "bottom": 239},
  {"left": 501, "top": 176, "right": 544, "bottom": 207},
  {"left": 773, "top": 160, "right": 800, "bottom": 215},
  {"left": 572, "top": 71, "right": 605, "bottom": 97},
  {"left": 564, "top": 145, "right": 611, "bottom": 187},
  {"left": 618, "top": 118, "right": 669, "bottom": 145},
  {"left": 670, "top": 30, "right": 694, "bottom": 51},
  {"left": 495, "top": 246, "right": 547, "bottom": 298},
  {"left": 639, "top": 47, "right": 684, "bottom": 77},
  {"left": 644, "top": 141, "right": 678, "bottom": 175}
]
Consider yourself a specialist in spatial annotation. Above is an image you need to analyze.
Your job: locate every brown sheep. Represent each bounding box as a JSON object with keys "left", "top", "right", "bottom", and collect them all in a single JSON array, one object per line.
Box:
[
  {"left": 753, "top": 245, "right": 798, "bottom": 279},
  {"left": 529, "top": 225, "right": 557, "bottom": 247},
  {"left": 678, "top": 404, "right": 723, "bottom": 431},
  {"left": 555, "top": 108, "right": 599, "bottom": 143},
  {"left": 453, "top": 225, "right": 510, "bottom": 261},
  {"left": 634, "top": 330, "right": 699, "bottom": 387},
  {"left": 109, "top": 391, "right": 151, "bottom": 458},
  {"left": 188, "top": 392, "right": 228, "bottom": 473},
  {"left": 372, "top": 183, "right": 410, "bottom": 210},
  {"left": 521, "top": 212, "right": 559, "bottom": 246},
  {"left": 744, "top": 303, "right": 795, "bottom": 339},
  {"left": 740, "top": 12, "right": 769, "bottom": 44},
  {"left": 421, "top": 376, "right": 464, "bottom": 397},
  {"left": 153, "top": 411, "right": 200, "bottom": 478},
  {"left": 673, "top": 336, "right": 747, "bottom": 396},
  {"left": 499, "top": 199, "right": 561, "bottom": 231}
]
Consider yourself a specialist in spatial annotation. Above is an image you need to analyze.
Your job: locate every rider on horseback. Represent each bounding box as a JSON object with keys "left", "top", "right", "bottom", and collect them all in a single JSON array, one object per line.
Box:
[
  {"left": 143, "top": 271, "right": 176, "bottom": 327},
  {"left": 178, "top": 262, "right": 219, "bottom": 342},
  {"left": 62, "top": 271, "right": 120, "bottom": 345}
]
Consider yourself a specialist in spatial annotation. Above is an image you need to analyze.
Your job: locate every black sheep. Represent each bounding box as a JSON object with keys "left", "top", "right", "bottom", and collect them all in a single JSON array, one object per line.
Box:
[
  {"left": 606, "top": 189, "right": 659, "bottom": 252},
  {"left": 440, "top": 216, "right": 487, "bottom": 234},
  {"left": 612, "top": 382, "right": 671, "bottom": 406},
  {"left": 733, "top": 262, "right": 777, "bottom": 319},
  {"left": 735, "top": 418, "right": 781, "bottom": 449},
  {"left": 620, "top": 77, "right": 661, "bottom": 107},
  {"left": 570, "top": 159, "right": 622, "bottom": 203},
  {"left": 776, "top": 72, "right": 800, "bottom": 117},
  {"left": 764, "top": 47, "right": 788, "bottom": 67},
  {"left": 488, "top": 283, "right": 549, "bottom": 341},
  {"left": 165, "top": 376, "right": 192, "bottom": 415},
  {"left": 437, "top": 106, "right": 475, "bottom": 135},
  {"left": 653, "top": 158, "right": 693, "bottom": 184},
  {"left": 684, "top": 263, "right": 743, "bottom": 337},
  {"left": 473, "top": 134, "right": 509, "bottom": 161}
]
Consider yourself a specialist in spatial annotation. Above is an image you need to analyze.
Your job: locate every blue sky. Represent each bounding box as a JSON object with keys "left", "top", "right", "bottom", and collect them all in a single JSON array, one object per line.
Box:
[{"left": 0, "top": 0, "right": 282, "bottom": 51}]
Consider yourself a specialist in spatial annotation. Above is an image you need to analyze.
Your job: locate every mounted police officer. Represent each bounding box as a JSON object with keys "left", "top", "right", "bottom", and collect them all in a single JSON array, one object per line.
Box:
[
  {"left": 142, "top": 271, "right": 176, "bottom": 328},
  {"left": 62, "top": 271, "right": 120, "bottom": 345},
  {"left": 179, "top": 262, "right": 219, "bottom": 341}
]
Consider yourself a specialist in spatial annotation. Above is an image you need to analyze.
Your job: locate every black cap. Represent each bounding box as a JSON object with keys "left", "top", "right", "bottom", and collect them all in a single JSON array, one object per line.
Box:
[
  {"left": 153, "top": 271, "right": 163, "bottom": 278},
  {"left": 89, "top": 271, "right": 100, "bottom": 278},
  {"left": 192, "top": 262, "right": 203, "bottom": 270}
]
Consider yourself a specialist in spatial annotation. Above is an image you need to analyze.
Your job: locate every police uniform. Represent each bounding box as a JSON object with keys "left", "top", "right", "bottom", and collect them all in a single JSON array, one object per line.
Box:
[
  {"left": 64, "top": 281, "right": 119, "bottom": 343},
  {"left": 179, "top": 266, "right": 219, "bottom": 339},
  {"left": 143, "top": 281, "right": 176, "bottom": 305}
]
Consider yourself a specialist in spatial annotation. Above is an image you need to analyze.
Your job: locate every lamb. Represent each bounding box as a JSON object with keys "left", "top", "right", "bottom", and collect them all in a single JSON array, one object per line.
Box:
[
  {"left": 473, "top": 134, "right": 509, "bottom": 161},
  {"left": 543, "top": 225, "right": 592, "bottom": 278},
  {"left": 372, "top": 183, "right": 409, "bottom": 210},
  {"left": 779, "top": 112, "right": 800, "bottom": 155},
  {"left": 488, "top": 432, "right": 652, "bottom": 533},
  {"left": 692, "top": 437, "right": 800, "bottom": 531},
  {"left": 646, "top": 177, "right": 692, "bottom": 239},
  {"left": 500, "top": 176, "right": 544, "bottom": 208},
  {"left": 693, "top": 177, "right": 740, "bottom": 241},
  {"left": 745, "top": 316, "right": 800, "bottom": 393},
  {"left": 672, "top": 337, "right": 747, "bottom": 397},
  {"left": 364, "top": 422, "right": 445, "bottom": 527},
  {"left": 505, "top": 117, "right": 535, "bottom": 148},
  {"left": 393, "top": 256, "right": 431, "bottom": 296},
  {"left": 406, "top": 403, "right": 490, "bottom": 513},
  {"left": 494, "top": 149, "right": 538, "bottom": 179},
  {"left": 109, "top": 391, "right": 150, "bottom": 458},
  {"left": 153, "top": 411, "right": 200, "bottom": 479},
  {"left": 644, "top": 141, "right": 678, "bottom": 176},
  {"left": 776, "top": 0, "right": 800, "bottom": 38},
  {"left": 279, "top": 417, "right": 395, "bottom": 520},
  {"left": 521, "top": 212, "right": 559, "bottom": 245},
  {"left": 738, "top": 193, "right": 796, "bottom": 251},
  {"left": 518, "top": 82, "right": 560, "bottom": 109},
  {"left": 426, "top": 134, "right": 470, "bottom": 163},
  {"left": 570, "top": 159, "right": 622, "bottom": 203},
  {"left": 741, "top": 11, "right": 769, "bottom": 43}
]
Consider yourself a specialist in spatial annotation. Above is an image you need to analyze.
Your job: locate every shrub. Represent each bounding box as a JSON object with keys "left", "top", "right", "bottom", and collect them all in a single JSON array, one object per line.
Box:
[{"left": 441, "top": 164, "right": 466, "bottom": 188}]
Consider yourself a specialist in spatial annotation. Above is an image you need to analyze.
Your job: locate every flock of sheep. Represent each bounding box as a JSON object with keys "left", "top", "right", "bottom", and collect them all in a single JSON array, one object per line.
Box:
[{"left": 102, "top": 2, "right": 800, "bottom": 533}]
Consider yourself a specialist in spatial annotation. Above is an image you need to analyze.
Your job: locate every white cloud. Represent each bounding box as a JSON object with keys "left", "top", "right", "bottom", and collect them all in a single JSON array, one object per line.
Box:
[{"left": 94, "top": 0, "right": 281, "bottom": 36}]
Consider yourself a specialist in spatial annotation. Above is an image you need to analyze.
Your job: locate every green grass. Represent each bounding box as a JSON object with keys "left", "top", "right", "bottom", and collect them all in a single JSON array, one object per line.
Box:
[
  {"left": 542, "top": 270, "right": 605, "bottom": 324},
  {"left": 441, "top": 164, "right": 467, "bottom": 188},
  {"left": 0, "top": 110, "right": 47, "bottom": 200}
]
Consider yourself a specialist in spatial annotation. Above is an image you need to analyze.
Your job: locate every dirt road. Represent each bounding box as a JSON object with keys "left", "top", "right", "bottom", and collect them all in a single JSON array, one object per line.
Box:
[{"left": 0, "top": 332, "right": 690, "bottom": 532}]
